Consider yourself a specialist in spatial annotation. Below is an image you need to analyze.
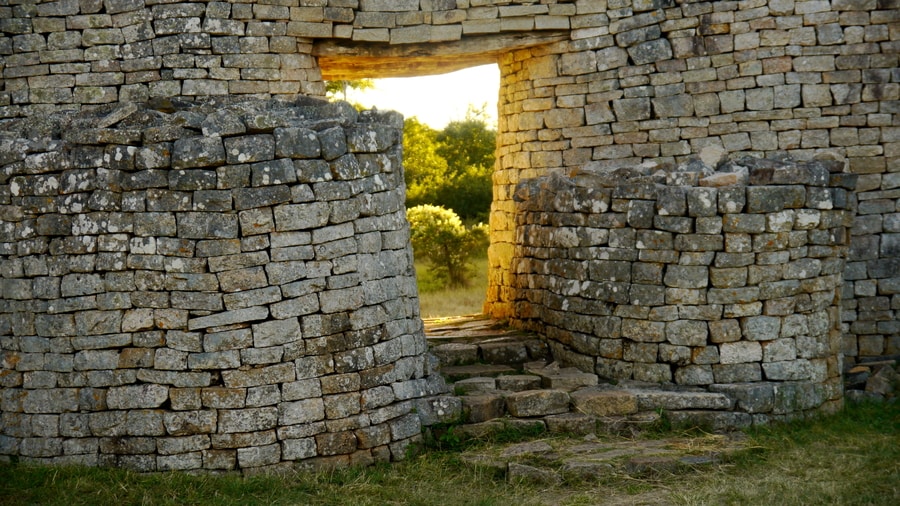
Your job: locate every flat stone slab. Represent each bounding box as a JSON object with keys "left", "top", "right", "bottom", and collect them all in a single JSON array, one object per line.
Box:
[
  {"left": 431, "top": 343, "right": 479, "bottom": 366},
  {"left": 560, "top": 460, "right": 614, "bottom": 481},
  {"left": 480, "top": 341, "right": 529, "bottom": 364},
  {"left": 495, "top": 374, "right": 542, "bottom": 392},
  {"left": 544, "top": 412, "right": 597, "bottom": 435},
  {"left": 666, "top": 410, "right": 753, "bottom": 431},
  {"left": 461, "top": 392, "right": 506, "bottom": 423},
  {"left": 571, "top": 388, "right": 639, "bottom": 417},
  {"left": 506, "top": 389, "right": 570, "bottom": 417},
  {"left": 596, "top": 411, "right": 663, "bottom": 435},
  {"left": 507, "top": 462, "right": 561, "bottom": 485},
  {"left": 455, "top": 418, "right": 546, "bottom": 440},
  {"left": 440, "top": 364, "right": 517, "bottom": 381},
  {"left": 625, "top": 455, "right": 682, "bottom": 474},
  {"left": 462, "top": 432, "right": 748, "bottom": 484},
  {"left": 500, "top": 440, "right": 553, "bottom": 458},
  {"left": 454, "top": 376, "right": 497, "bottom": 394},
  {"left": 526, "top": 363, "right": 600, "bottom": 391},
  {"left": 632, "top": 390, "right": 734, "bottom": 411},
  {"left": 541, "top": 370, "right": 600, "bottom": 391}
]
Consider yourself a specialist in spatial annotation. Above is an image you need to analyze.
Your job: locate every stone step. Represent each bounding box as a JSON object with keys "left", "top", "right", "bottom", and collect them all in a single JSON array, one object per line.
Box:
[
  {"left": 570, "top": 388, "right": 639, "bottom": 417},
  {"left": 525, "top": 362, "right": 600, "bottom": 391},
  {"left": 496, "top": 374, "right": 542, "bottom": 392},
  {"left": 440, "top": 364, "right": 517, "bottom": 381},
  {"left": 505, "top": 389, "right": 570, "bottom": 417},
  {"left": 430, "top": 338, "right": 549, "bottom": 367},
  {"left": 460, "top": 392, "right": 507, "bottom": 423},
  {"left": 427, "top": 319, "right": 765, "bottom": 438},
  {"left": 666, "top": 410, "right": 753, "bottom": 431},
  {"left": 631, "top": 390, "right": 735, "bottom": 411},
  {"left": 431, "top": 343, "right": 479, "bottom": 366},
  {"left": 459, "top": 432, "right": 746, "bottom": 486},
  {"left": 454, "top": 376, "right": 499, "bottom": 394}
]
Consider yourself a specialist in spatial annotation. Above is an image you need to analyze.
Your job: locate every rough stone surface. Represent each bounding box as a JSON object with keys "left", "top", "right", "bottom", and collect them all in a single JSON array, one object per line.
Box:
[
  {"left": 506, "top": 390, "right": 570, "bottom": 418},
  {"left": 0, "top": 100, "right": 444, "bottom": 471},
  {"left": 506, "top": 158, "right": 853, "bottom": 401},
  {"left": 3, "top": 0, "right": 898, "bottom": 473}
]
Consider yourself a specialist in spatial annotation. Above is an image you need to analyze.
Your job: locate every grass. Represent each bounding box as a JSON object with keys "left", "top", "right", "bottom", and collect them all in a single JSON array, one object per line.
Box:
[
  {"left": 1, "top": 401, "right": 897, "bottom": 505},
  {"left": 670, "top": 400, "right": 900, "bottom": 505},
  {"left": 415, "top": 254, "right": 488, "bottom": 319}
]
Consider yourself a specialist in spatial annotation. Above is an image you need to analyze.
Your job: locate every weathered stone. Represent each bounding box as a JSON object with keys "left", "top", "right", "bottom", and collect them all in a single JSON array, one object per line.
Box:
[
  {"left": 633, "top": 391, "right": 733, "bottom": 411},
  {"left": 505, "top": 390, "right": 570, "bottom": 418},
  {"left": 218, "top": 407, "right": 278, "bottom": 434},
  {"left": 106, "top": 384, "right": 168, "bottom": 410},
  {"left": 570, "top": 388, "right": 638, "bottom": 416}
]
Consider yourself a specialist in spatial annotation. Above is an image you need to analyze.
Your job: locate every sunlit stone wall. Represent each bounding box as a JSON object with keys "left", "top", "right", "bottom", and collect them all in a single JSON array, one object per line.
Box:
[
  {"left": 0, "top": 98, "right": 458, "bottom": 471},
  {"left": 505, "top": 158, "right": 856, "bottom": 417}
]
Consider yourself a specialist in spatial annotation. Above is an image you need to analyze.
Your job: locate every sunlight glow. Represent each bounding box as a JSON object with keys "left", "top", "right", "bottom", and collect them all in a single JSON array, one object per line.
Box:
[{"left": 345, "top": 64, "right": 500, "bottom": 130}]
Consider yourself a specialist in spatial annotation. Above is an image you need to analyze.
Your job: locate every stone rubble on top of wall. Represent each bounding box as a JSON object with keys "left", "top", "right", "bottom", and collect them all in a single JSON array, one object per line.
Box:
[{"left": 0, "top": 98, "right": 461, "bottom": 472}]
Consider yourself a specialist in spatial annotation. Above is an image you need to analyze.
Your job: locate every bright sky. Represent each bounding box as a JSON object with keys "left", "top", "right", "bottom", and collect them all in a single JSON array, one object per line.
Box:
[{"left": 345, "top": 64, "right": 500, "bottom": 130}]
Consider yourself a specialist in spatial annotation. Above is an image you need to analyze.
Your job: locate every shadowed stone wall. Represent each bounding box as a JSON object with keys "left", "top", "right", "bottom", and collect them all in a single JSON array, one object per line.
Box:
[{"left": 0, "top": 98, "right": 458, "bottom": 471}]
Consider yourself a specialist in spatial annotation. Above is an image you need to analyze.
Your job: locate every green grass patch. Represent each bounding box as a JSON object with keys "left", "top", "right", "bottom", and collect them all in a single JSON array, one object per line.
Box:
[
  {"left": 415, "top": 254, "right": 488, "bottom": 319},
  {"left": 672, "top": 400, "right": 900, "bottom": 506},
  {"left": 1, "top": 401, "right": 897, "bottom": 505}
]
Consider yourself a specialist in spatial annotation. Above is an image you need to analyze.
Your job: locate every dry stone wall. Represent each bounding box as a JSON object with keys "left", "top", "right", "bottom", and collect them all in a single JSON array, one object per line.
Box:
[
  {"left": 0, "top": 0, "right": 326, "bottom": 118},
  {"left": 0, "top": 98, "right": 458, "bottom": 471},
  {"left": 485, "top": 0, "right": 900, "bottom": 369},
  {"left": 1, "top": 0, "right": 899, "bottom": 442},
  {"left": 508, "top": 158, "right": 856, "bottom": 416}
]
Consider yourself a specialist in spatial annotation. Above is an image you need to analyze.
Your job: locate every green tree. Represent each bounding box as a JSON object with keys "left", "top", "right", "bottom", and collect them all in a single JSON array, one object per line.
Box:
[
  {"left": 407, "top": 204, "right": 488, "bottom": 288},
  {"left": 403, "top": 117, "right": 448, "bottom": 209},
  {"left": 402, "top": 106, "right": 496, "bottom": 221},
  {"left": 436, "top": 104, "right": 496, "bottom": 172},
  {"left": 325, "top": 79, "right": 375, "bottom": 101}
]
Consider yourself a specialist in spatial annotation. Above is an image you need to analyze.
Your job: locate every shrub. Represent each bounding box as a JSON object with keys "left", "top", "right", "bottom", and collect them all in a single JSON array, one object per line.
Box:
[{"left": 406, "top": 205, "right": 488, "bottom": 288}]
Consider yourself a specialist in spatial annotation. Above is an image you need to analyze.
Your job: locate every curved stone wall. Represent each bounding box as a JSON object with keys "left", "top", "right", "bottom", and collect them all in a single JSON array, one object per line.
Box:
[
  {"left": 485, "top": 0, "right": 899, "bottom": 367},
  {"left": 0, "top": 98, "right": 457, "bottom": 470},
  {"left": 507, "top": 158, "right": 856, "bottom": 416}
]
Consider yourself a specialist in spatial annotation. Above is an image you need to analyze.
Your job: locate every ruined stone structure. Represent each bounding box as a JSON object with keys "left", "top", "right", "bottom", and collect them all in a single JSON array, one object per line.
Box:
[
  {"left": 509, "top": 158, "right": 856, "bottom": 415},
  {"left": 0, "top": 99, "right": 459, "bottom": 470},
  {"left": 1, "top": 0, "right": 899, "bottom": 470}
]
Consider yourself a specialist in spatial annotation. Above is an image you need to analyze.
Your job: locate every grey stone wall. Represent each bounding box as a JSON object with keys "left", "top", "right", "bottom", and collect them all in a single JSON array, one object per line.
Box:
[
  {"left": 507, "top": 158, "right": 856, "bottom": 417},
  {"left": 485, "top": 0, "right": 900, "bottom": 367},
  {"left": 1, "top": 0, "right": 898, "bottom": 426},
  {"left": 0, "top": 98, "right": 457, "bottom": 471}
]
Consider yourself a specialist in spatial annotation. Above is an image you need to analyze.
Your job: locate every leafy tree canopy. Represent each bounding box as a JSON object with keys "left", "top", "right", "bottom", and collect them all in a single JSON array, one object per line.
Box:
[
  {"left": 325, "top": 79, "right": 375, "bottom": 101},
  {"left": 402, "top": 105, "right": 496, "bottom": 221},
  {"left": 436, "top": 104, "right": 496, "bottom": 172},
  {"left": 407, "top": 204, "right": 488, "bottom": 288}
]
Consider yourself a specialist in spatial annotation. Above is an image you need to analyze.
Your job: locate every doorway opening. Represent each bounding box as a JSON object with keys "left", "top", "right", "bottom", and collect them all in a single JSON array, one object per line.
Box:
[{"left": 329, "top": 65, "right": 500, "bottom": 319}]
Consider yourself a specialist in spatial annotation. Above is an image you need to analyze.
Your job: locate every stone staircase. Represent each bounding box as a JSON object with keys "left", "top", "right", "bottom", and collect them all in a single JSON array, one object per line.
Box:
[
  {"left": 425, "top": 315, "right": 752, "bottom": 437},
  {"left": 423, "top": 315, "right": 752, "bottom": 484}
]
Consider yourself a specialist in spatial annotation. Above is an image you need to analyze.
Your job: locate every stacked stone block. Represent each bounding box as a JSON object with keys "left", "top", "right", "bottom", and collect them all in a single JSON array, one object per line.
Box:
[
  {"left": 0, "top": 0, "right": 326, "bottom": 118},
  {"left": 1, "top": 0, "right": 898, "bottom": 406},
  {"left": 485, "top": 1, "right": 899, "bottom": 366},
  {"left": 507, "top": 157, "right": 856, "bottom": 416},
  {"left": 0, "top": 98, "right": 456, "bottom": 471}
]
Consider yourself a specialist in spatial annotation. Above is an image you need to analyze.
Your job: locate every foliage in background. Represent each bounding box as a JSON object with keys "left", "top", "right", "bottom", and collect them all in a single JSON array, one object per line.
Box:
[
  {"left": 407, "top": 205, "right": 488, "bottom": 289},
  {"left": 325, "top": 79, "right": 375, "bottom": 102},
  {"left": 403, "top": 106, "right": 495, "bottom": 222}
]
